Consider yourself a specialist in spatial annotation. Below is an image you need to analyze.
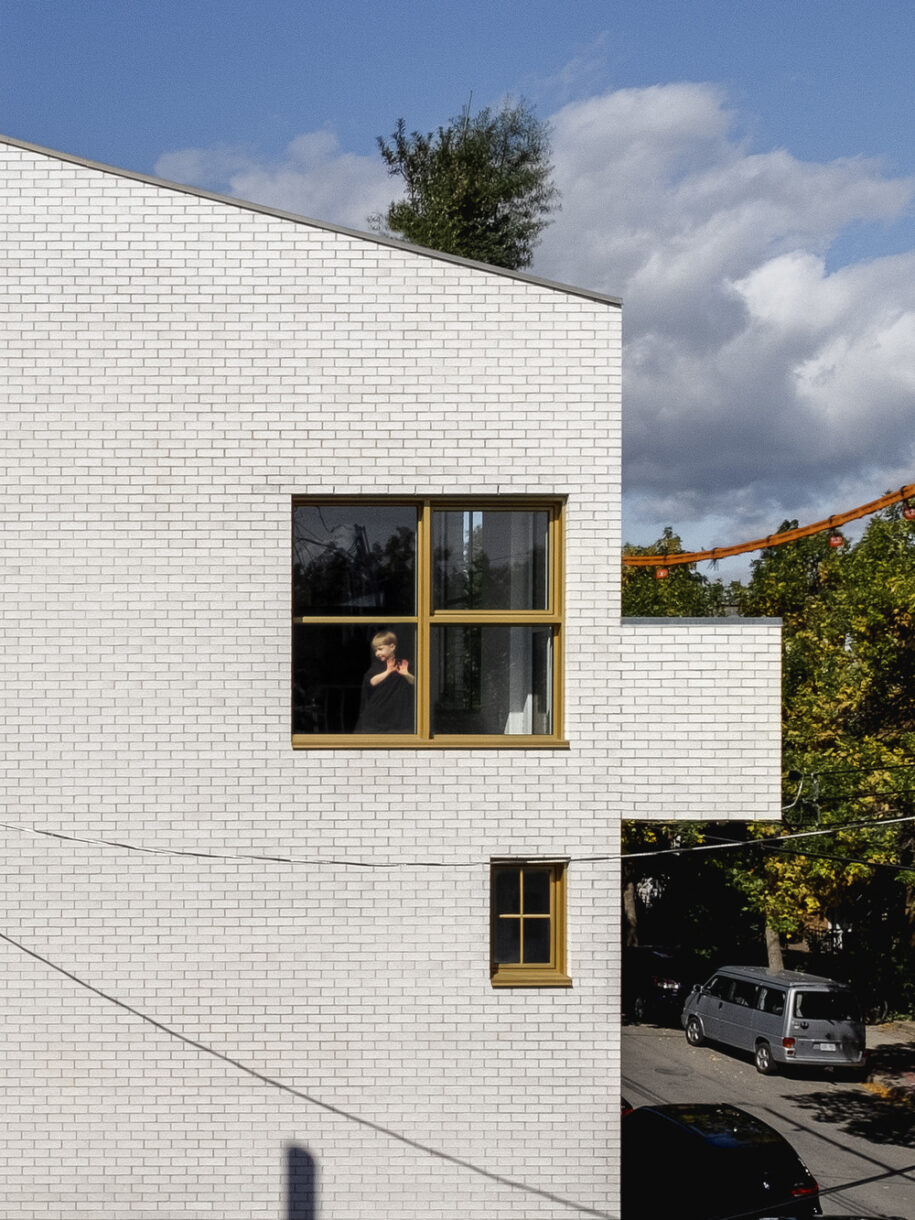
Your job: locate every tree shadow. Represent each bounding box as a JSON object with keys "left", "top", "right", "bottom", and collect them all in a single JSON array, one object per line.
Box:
[
  {"left": 286, "top": 1144, "right": 318, "bottom": 1220},
  {"left": 786, "top": 1074, "right": 915, "bottom": 1148},
  {"left": 867, "top": 1038, "right": 915, "bottom": 1086}
]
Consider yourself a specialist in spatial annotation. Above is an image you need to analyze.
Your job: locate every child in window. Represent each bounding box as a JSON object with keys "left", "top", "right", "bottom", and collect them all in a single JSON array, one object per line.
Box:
[{"left": 354, "top": 629, "right": 415, "bottom": 733}]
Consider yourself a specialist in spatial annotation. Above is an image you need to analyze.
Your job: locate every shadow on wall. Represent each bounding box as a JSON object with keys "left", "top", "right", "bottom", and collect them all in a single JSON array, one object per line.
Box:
[{"left": 286, "top": 1144, "right": 318, "bottom": 1220}]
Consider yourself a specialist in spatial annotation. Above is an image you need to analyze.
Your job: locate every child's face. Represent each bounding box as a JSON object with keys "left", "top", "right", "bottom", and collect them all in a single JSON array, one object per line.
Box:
[{"left": 374, "top": 641, "right": 396, "bottom": 663}]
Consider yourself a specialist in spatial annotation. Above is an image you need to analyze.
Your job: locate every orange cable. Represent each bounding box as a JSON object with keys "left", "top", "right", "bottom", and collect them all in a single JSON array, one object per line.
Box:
[{"left": 622, "top": 483, "right": 915, "bottom": 568}]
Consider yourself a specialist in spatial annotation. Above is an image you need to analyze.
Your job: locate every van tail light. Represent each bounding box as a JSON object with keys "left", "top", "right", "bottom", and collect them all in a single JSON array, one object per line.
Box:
[
  {"left": 654, "top": 975, "right": 679, "bottom": 993},
  {"left": 782, "top": 1037, "right": 796, "bottom": 1050}
]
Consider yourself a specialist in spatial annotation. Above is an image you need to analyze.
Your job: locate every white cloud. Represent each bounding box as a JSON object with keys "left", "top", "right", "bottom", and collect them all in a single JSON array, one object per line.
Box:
[
  {"left": 154, "top": 87, "right": 915, "bottom": 562},
  {"left": 155, "top": 131, "right": 392, "bottom": 232},
  {"left": 532, "top": 83, "right": 915, "bottom": 552}
]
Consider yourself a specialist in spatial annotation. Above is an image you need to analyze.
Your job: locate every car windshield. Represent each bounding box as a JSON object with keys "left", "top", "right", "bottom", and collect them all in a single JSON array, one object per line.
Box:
[{"left": 793, "top": 990, "right": 860, "bottom": 1021}]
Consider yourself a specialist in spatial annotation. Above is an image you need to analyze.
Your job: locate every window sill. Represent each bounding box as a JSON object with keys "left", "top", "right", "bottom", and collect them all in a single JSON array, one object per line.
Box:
[
  {"left": 491, "top": 969, "right": 573, "bottom": 988},
  {"left": 292, "top": 735, "right": 571, "bottom": 749}
]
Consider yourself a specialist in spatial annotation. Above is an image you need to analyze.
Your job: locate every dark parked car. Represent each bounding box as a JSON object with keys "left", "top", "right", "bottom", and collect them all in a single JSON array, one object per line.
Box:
[
  {"left": 622, "top": 946, "right": 705, "bottom": 1024},
  {"left": 621, "top": 1103, "right": 821, "bottom": 1219}
]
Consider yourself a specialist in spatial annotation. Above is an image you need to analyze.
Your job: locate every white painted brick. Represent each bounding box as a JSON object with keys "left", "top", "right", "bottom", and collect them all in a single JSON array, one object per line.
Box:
[{"left": 0, "top": 139, "right": 779, "bottom": 1219}]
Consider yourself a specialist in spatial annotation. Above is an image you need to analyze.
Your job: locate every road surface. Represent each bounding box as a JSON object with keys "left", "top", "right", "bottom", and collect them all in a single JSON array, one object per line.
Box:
[{"left": 622, "top": 1023, "right": 915, "bottom": 1217}]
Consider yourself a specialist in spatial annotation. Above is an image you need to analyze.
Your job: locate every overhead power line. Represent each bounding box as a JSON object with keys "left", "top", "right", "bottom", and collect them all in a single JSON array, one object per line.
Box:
[
  {"left": 704, "top": 832, "right": 915, "bottom": 876},
  {"left": 3, "top": 925, "right": 913, "bottom": 1220},
  {"left": 4, "top": 814, "right": 915, "bottom": 869},
  {"left": 0, "top": 929, "right": 615, "bottom": 1220},
  {"left": 761, "top": 843, "right": 915, "bottom": 875},
  {"left": 620, "top": 814, "right": 915, "bottom": 862},
  {"left": 622, "top": 481, "right": 915, "bottom": 568},
  {"left": 0, "top": 820, "right": 483, "bottom": 869},
  {"left": 810, "top": 759, "right": 915, "bottom": 777}
]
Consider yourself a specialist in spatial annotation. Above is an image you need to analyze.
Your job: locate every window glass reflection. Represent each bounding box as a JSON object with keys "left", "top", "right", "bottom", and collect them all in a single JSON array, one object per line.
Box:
[
  {"left": 522, "top": 919, "right": 551, "bottom": 963},
  {"left": 493, "top": 869, "right": 520, "bottom": 915},
  {"left": 433, "top": 511, "right": 548, "bottom": 610},
  {"left": 431, "top": 626, "right": 552, "bottom": 735},
  {"left": 292, "top": 624, "right": 416, "bottom": 734},
  {"left": 293, "top": 504, "right": 416, "bottom": 616},
  {"left": 494, "top": 919, "right": 521, "bottom": 964},
  {"left": 523, "top": 870, "right": 551, "bottom": 915}
]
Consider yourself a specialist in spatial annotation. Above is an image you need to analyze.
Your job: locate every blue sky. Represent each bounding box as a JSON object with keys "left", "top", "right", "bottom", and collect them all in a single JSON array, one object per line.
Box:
[{"left": 3, "top": 0, "right": 914, "bottom": 574}]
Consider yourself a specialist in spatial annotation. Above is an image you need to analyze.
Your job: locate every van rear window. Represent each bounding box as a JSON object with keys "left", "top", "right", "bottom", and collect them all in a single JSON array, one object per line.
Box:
[{"left": 793, "top": 990, "right": 860, "bottom": 1021}]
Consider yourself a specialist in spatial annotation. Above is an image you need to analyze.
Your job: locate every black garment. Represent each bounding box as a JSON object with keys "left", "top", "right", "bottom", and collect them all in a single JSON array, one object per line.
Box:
[{"left": 354, "top": 658, "right": 414, "bottom": 733}]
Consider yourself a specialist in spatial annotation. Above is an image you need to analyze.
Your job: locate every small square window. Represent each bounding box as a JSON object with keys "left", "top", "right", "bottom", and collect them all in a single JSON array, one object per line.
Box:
[{"left": 490, "top": 861, "right": 571, "bottom": 987}]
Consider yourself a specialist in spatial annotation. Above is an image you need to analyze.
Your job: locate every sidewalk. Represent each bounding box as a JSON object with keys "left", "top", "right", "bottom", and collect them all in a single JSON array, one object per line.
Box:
[{"left": 864, "top": 1020, "right": 915, "bottom": 1107}]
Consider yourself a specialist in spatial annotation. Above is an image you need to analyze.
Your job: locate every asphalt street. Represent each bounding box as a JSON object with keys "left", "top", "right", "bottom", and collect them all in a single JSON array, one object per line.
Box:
[{"left": 622, "top": 1023, "right": 915, "bottom": 1218}]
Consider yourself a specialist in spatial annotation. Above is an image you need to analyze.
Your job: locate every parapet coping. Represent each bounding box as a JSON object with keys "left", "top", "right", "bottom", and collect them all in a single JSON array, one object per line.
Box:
[{"left": 622, "top": 617, "right": 781, "bottom": 625}]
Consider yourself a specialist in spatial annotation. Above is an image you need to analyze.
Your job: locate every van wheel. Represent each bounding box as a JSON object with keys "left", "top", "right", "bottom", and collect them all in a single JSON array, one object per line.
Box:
[
  {"left": 755, "top": 1041, "right": 777, "bottom": 1075},
  {"left": 685, "top": 1016, "right": 704, "bottom": 1047}
]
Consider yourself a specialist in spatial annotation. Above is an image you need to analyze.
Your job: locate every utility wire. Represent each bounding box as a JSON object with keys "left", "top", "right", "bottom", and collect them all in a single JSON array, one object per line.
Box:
[
  {"left": 4, "top": 814, "right": 915, "bottom": 869},
  {"left": 810, "top": 759, "right": 915, "bottom": 777},
  {"left": 764, "top": 843, "right": 915, "bottom": 874},
  {"left": 0, "top": 820, "right": 482, "bottom": 869},
  {"left": 806, "top": 786, "right": 915, "bottom": 803},
  {"left": 12, "top": 918, "right": 912, "bottom": 1220},
  {"left": 9, "top": 911, "right": 908, "bottom": 1220},
  {"left": 704, "top": 833, "right": 915, "bottom": 875},
  {"left": 0, "top": 928, "right": 616, "bottom": 1219},
  {"left": 620, "top": 814, "right": 915, "bottom": 861}
]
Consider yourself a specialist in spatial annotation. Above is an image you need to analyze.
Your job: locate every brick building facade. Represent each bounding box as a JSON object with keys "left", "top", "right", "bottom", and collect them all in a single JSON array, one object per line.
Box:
[{"left": 0, "top": 135, "right": 780, "bottom": 1219}]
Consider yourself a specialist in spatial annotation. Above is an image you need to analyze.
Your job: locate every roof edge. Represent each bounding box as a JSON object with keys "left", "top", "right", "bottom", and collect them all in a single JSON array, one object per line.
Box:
[
  {"left": 1, "top": 133, "right": 622, "bottom": 309},
  {"left": 621, "top": 616, "right": 782, "bottom": 626}
]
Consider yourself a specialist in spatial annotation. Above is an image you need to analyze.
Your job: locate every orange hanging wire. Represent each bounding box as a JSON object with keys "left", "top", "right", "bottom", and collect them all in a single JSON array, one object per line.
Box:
[{"left": 622, "top": 483, "right": 915, "bottom": 568}]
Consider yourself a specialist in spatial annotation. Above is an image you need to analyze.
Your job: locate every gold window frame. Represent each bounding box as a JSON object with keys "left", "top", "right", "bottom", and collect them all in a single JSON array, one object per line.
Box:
[
  {"left": 291, "top": 496, "right": 566, "bottom": 748},
  {"left": 490, "top": 860, "right": 571, "bottom": 987}
]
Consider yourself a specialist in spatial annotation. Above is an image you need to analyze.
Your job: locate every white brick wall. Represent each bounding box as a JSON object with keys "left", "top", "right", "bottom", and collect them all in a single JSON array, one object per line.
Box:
[
  {"left": 0, "top": 137, "right": 778, "bottom": 1219},
  {"left": 619, "top": 619, "right": 782, "bottom": 820}
]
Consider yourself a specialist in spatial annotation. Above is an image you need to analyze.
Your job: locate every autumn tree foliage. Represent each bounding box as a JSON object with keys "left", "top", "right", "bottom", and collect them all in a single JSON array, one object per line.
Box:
[
  {"left": 622, "top": 527, "right": 738, "bottom": 618},
  {"left": 621, "top": 507, "right": 915, "bottom": 1012},
  {"left": 734, "top": 508, "right": 915, "bottom": 999}
]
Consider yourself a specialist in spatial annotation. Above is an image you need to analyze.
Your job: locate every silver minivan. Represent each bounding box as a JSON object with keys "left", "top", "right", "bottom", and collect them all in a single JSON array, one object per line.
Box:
[{"left": 681, "top": 965, "right": 865, "bottom": 1074}]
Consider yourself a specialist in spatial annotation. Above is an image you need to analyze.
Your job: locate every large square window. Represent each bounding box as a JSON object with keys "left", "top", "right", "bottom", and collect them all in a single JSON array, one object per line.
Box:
[{"left": 292, "top": 499, "right": 564, "bottom": 746}]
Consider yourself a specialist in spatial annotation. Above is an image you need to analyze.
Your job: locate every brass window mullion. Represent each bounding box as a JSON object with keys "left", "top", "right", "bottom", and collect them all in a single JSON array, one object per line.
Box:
[
  {"left": 293, "top": 616, "right": 419, "bottom": 626},
  {"left": 552, "top": 505, "right": 564, "bottom": 735},
  {"left": 416, "top": 500, "right": 432, "bottom": 739},
  {"left": 428, "top": 611, "right": 559, "bottom": 625},
  {"left": 552, "top": 504, "right": 564, "bottom": 617}
]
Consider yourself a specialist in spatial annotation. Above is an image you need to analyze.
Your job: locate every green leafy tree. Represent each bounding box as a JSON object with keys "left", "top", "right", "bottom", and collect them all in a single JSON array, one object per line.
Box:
[
  {"left": 621, "top": 513, "right": 915, "bottom": 1010},
  {"left": 622, "top": 527, "right": 737, "bottom": 617},
  {"left": 730, "top": 512, "right": 915, "bottom": 994},
  {"left": 372, "top": 99, "right": 558, "bottom": 269}
]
